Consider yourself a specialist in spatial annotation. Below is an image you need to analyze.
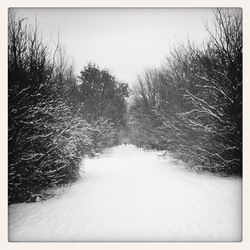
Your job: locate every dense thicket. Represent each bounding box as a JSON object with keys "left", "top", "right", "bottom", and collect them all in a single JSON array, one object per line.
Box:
[
  {"left": 129, "top": 9, "right": 242, "bottom": 175},
  {"left": 8, "top": 12, "right": 128, "bottom": 203}
]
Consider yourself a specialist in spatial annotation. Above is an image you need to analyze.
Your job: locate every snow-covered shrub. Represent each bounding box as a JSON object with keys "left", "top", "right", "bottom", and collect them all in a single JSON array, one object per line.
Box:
[{"left": 8, "top": 12, "right": 129, "bottom": 203}]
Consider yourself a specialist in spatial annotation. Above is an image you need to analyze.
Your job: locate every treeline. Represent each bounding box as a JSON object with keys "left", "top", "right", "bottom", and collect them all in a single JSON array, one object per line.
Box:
[
  {"left": 8, "top": 12, "right": 128, "bottom": 204},
  {"left": 129, "top": 9, "right": 242, "bottom": 175}
]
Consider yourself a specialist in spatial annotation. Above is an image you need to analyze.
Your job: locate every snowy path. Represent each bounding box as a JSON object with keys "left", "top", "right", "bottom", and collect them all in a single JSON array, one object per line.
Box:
[{"left": 9, "top": 145, "right": 242, "bottom": 242}]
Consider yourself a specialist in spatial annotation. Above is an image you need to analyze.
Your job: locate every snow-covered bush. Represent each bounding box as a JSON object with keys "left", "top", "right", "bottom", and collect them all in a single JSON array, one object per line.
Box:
[{"left": 8, "top": 12, "right": 129, "bottom": 203}]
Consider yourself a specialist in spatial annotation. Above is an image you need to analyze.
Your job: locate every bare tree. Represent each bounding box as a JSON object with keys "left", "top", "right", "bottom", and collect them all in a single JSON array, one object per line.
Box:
[{"left": 129, "top": 8, "right": 242, "bottom": 175}]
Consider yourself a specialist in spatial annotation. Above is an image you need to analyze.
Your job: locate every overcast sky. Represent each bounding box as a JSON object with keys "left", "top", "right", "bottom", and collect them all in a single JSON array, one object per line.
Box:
[{"left": 14, "top": 8, "right": 216, "bottom": 85}]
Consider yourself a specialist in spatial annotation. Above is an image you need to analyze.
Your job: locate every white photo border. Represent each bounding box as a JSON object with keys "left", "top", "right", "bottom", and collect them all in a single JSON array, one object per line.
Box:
[{"left": 1, "top": 1, "right": 249, "bottom": 250}]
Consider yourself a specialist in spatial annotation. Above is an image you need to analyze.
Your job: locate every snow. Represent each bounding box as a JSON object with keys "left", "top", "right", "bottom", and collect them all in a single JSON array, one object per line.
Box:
[{"left": 8, "top": 144, "right": 242, "bottom": 242}]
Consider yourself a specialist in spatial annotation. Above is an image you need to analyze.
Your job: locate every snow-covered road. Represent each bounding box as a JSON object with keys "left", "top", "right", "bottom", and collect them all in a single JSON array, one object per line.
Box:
[{"left": 9, "top": 145, "right": 242, "bottom": 242}]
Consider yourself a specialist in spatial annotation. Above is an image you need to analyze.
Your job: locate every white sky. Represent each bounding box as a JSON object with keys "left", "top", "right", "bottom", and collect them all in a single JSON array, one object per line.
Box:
[{"left": 15, "top": 8, "right": 216, "bottom": 85}]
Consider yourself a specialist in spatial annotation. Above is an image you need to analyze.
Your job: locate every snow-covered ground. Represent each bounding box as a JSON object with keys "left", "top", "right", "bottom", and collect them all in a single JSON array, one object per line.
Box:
[{"left": 8, "top": 144, "right": 242, "bottom": 242}]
